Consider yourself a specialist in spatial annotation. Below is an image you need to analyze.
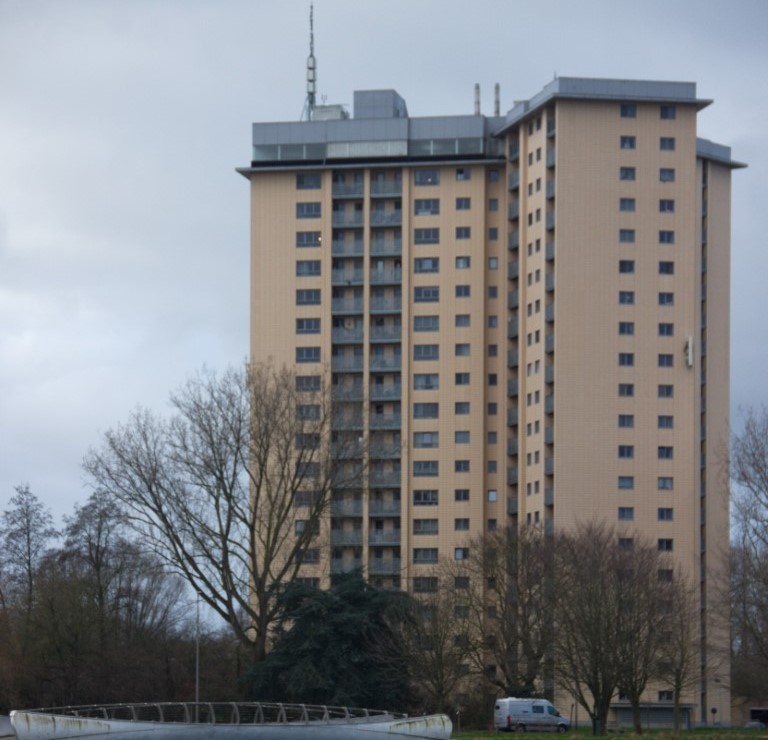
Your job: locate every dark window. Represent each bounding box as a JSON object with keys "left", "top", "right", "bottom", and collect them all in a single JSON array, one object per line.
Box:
[
  {"left": 659, "top": 322, "right": 674, "bottom": 336},
  {"left": 619, "top": 291, "right": 635, "bottom": 305},
  {"left": 414, "top": 315, "right": 439, "bottom": 332},
  {"left": 414, "top": 489, "right": 439, "bottom": 505},
  {"left": 296, "top": 289, "right": 321, "bottom": 305},
  {"left": 414, "top": 228, "right": 440, "bottom": 244},
  {"left": 296, "top": 347, "right": 320, "bottom": 363},
  {"left": 296, "top": 375, "right": 321, "bottom": 391},
  {"left": 619, "top": 167, "right": 636, "bottom": 181},
  {"left": 620, "top": 103, "right": 637, "bottom": 118},
  {"left": 619, "top": 197, "right": 636, "bottom": 212},
  {"left": 456, "top": 226, "right": 471, "bottom": 239},
  {"left": 619, "top": 321, "right": 634, "bottom": 335},
  {"left": 414, "top": 344, "right": 439, "bottom": 360},
  {"left": 659, "top": 168, "right": 676, "bottom": 183},
  {"left": 296, "top": 231, "right": 321, "bottom": 247},
  {"left": 296, "top": 318, "right": 321, "bottom": 334},
  {"left": 659, "top": 261, "right": 675, "bottom": 275},
  {"left": 619, "top": 260, "right": 635, "bottom": 274},
  {"left": 296, "top": 260, "right": 321, "bottom": 276},
  {"left": 414, "top": 170, "right": 440, "bottom": 186},
  {"left": 296, "top": 202, "right": 321, "bottom": 218},
  {"left": 658, "top": 384, "right": 674, "bottom": 398},
  {"left": 659, "top": 230, "right": 675, "bottom": 244},
  {"left": 620, "top": 135, "right": 636, "bottom": 149},
  {"left": 660, "top": 137, "right": 676, "bottom": 151},
  {"left": 415, "top": 198, "right": 440, "bottom": 215},
  {"left": 414, "top": 286, "right": 440, "bottom": 302},
  {"left": 618, "top": 383, "right": 634, "bottom": 397},
  {"left": 414, "top": 257, "right": 440, "bottom": 274},
  {"left": 660, "top": 105, "right": 676, "bottom": 120},
  {"left": 296, "top": 173, "right": 321, "bottom": 189}
]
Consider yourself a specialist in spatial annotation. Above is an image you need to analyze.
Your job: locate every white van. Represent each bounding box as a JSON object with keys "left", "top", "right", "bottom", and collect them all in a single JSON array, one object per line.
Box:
[{"left": 494, "top": 697, "right": 570, "bottom": 733}]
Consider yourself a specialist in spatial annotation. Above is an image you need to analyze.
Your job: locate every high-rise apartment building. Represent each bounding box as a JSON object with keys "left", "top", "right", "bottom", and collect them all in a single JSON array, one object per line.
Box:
[{"left": 238, "top": 77, "right": 742, "bottom": 724}]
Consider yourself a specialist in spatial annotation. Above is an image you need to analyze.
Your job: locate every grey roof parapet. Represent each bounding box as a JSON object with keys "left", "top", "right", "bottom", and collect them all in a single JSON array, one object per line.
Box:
[
  {"left": 496, "top": 77, "right": 712, "bottom": 134},
  {"left": 696, "top": 137, "right": 747, "bottom": 169}
]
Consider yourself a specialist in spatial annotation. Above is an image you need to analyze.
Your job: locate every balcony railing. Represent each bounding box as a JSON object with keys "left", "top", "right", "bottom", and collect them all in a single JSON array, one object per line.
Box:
[
  {"left": 369, "top": 470, "right": 402, "bottom": 488},
  {"left": 370, "top": 211, "right": 402, "bottom": 227},
  {"left": 330, "top": 499, "right": 363, "bottom": 516},
  {"left": 370, "top": 326, "right": 402, "bottom": 342},
  {"left": 369, "top": 268, "right": 402, "bottom": 285},
  {"left": 369, "top": 500, "right": 402, "bottom": 516},
  {"left": 370, "top": 296, "right": 402, "bottom": 312},
  {"left": 331, "top": 356, "right": 364, "bottom": 372},
  {"left": 332, "top": 327, "right": 363, "bottom": 343},
  {"left": 371, "top": 238, "right": 402, "bottom": 256},
  {"left": 331, "top": 297, "right": 363, "bottom": 314},
  {"left": 370, "top": 355, "right": 401, "bottom": 372},
  {"left": 332, "top": 269, "right": 364, "bottom": 285},
  {"left": 332, "top": 239, "right": 364, "bottom": 256},
  {"left": 332, "top": 212, "right": 364, "bottom": 228},
  {"left": 370, "top": 180, "right": 403, "bottom": 197},
  {"left": 369, "top": 443, "right": 402, "bottom": 460},
  {"left": 330, "top": 530, "right": 363, "bottom": 546},
  {"left": 370, "top": 413, "right": 402, "bottom": 430},
  {"left": 370, "top": 384, "right": 402, "bottom": 401},
  {"left": 369, "top": 558, "right": 402, "bottom": 575},
  {"left": 330, "top": 557, "right": 362, "bottom": 574},
  {"left": 369, "top": 530, "right": 401, "bottom": 546},
  {"left": 332, "top": 182, "right": 364, "bottom": 198},
  {"left": 332, "top": 385, "right": 364, "bottom": 401}
]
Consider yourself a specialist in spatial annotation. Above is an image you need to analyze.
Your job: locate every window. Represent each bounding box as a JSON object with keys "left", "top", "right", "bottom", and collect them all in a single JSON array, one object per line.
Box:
[
  {"left": 455, "top": 489, "right": 470, "bottom": 501},
  {"left": 659, "top": 168, "right": 676, "bottom": 183},
  {"left": 413, "top": 548, "right": 438, "bottom": 564},
  {"left": 487, "top": 402, "right": 497, "bottom": 415},
  {"left": 455, "top": 430, "right": 470, "bottom": 444},
  {"left": 414, "top": 461, "right": 439, "bottom": 477},
  {"left": 296, "top": 202, "right": 321, "bottom": 218},
  {"left": 456, "top": 226, "right": 471, "bottom": 239},
  {"left": 296, "top": 347, "right": 320, "bottom": 363},
  {"left": 659, "top": 230, "right": 675, "bottom": 244},
  {"left": 413, "top": 519, "right": 438, "bottom": 535},
  {"left": 658, "top": 538, "right": 674, "bottom": 552},
  {"left": 414, "top": 228, "right": 440, "bottom": 244},
  {"left": 658, "top": 446, "right": 674, "bottom": 459},
  {"left": 488, "top": 373, "right": 497, "bottom": 386},
  {"left": 659, "top": 261, "right": 675, "bottom": 275},
  {"left": 660, "top": 105, "right": 676, "bottom": 120},
  {"left": 455, "top": 343, "right": 470, "bottom": 356},
  {"left": 488, "top": 168, "right": 499, "bottom": 182},
  {"left": 456, "top": 168, "right": 471, "bottom": 181},
  {"left": 296, "top": 260, "right": 321, "bottom": 276},
  {"left": 619, "top": 229, "right": 636, "bottom": 243},
  {"left": 414, "top": 257, "right": 440, "bottom": 274},
  {"left": 620, "top": 103, "right": 637, "bottom": 118},
  {"left": 619, "top": 321, "right": 635, "bottom": 335},
  {"left": 296, "top": 289, "right": 321, "bottom": 305},
  {"left": 658, "top": 569, "right": 673, "bottom": 583},
  {"left": 454, "top": 548, "right": 469, "bottom": 561},
  {"left": 618, "top": 414, "right": 634, "bottom": 428},
  {"left": 619, "top": 166, "right": 636, "bottom": 181},
  {"left": 618, "top": 507, "right": 634, "bottom": 521},
  {"left": 659, "top": 199, "right": 675, "bottom": 213},
  {"left": 618, "top": 445, "right": 634, "bottom": 459},
  {"left": 658, "top": 384, "right": 674, "bottom": 398},
  {"left": 618, "top": 383, "right": 634, "bottom": 397},
  {"left": 455, "top": 518, "right": 470, "bottom": 531},
  {"left": 296, "top": 318, "right": 320, "bottom": 334},
  {"left": 658, "top": 415, "right": 674, "bottom": 429},
  {"left": 414, "top": 489, "right": 438, "bottom": 506},
  {"left": 488, "top": 227, "right": 499, "bottom": 241},
  {"left": 413, "top": 402, "right": 439, "bottom": 419},
  {"left": 618, "top": 537, "right": 634, "bottom": 551},
  {"left": 296, "top": 404, "right": 320, "bottom": 420},
  {"left": 658, "top": 354, "right": 674, "bottom": 367},
  {"left": 455, "top": 372, "right": 470, "bottom": 385},
  {"left": 413, "top": 431, "right": 439, "bottom": 448},
  {"left": 455, "top": 460, "right": 470, "bottom": 472},
  {"left": 414, "top": 373, "right": 439, "bottom": 390},
  {"left": 415, "top": 198, "right": 440, "bottom": 215},
  {"left": 455, "top": 402, "right": 470, "bottom": 415},
  {"left": 619, "top": 260, "right": 635, "bottom": 274},
  {"left": 296, "top": 375, "right": 321, "bottom": 391},
  {"left": 414, "top": 170, "right": 439, "bottom": 186},
  {"left": 414, "top": 344, "right": 439, "bottom": 360},
  {"left": 487, "top": 489, "right": 497, "bottom": 502},
  {"left": 456, "top": 197, "right": 471, "bottom": 210},
  {"left": 413, "top": 576, "right": 438, "bottom": 593},
  {"left": 658, "top": 507, "right": 674, "bottom": 522},
  {"left": 618, "top": 353, "right": 634, "bottom": 367},
  {"left": 455, "top": 256, "right": 471, "bottom": 269},
  {"left": 415, "top": 286, "right": 439, "bottom": 302},
  {"left": 488, "top": 344, "right": 498, "bottom": 357},
  {"left": 660, "top": 137, "right": 676, "bottom": 151},
  {"left": 487, "top": 315, "right": 497, "bottom": 328},
  {"left": 659, "top": 322, "right": 674, "bottom": 336},
  {"left": 620, "top": 135, "right": 636, "bottom": 149},
  {"left": 414, "top": 315, "right": 439, "bottom": 332},
  {"left": 456, "top": 314, "right": 470, "bottom": 327},
  {"left": 455, "top": 285, "right": 470, "bottom": 298},
  {"left": 659, "top": 292, "right": 674, "bottom": 306},
  {"left": 296, "top": 173, "right": 321, "bottom": 189},
  {"left": 618, "top": 476, "right": 634, "bottom": 490},
  {"left": 657, "top": 476, "right": 674, "bottom": 490},
  {"left": 619, "top": 291, "right": 635, "bottom": 305},
  {"left": 296, "top": 231, "right": 321, "bottom": 247},
  {"left": 454, "top": 576, "right": 469, "bottom": 589},
  {"left": 619, "top": 197, "right": 636, "bottom": 212}
]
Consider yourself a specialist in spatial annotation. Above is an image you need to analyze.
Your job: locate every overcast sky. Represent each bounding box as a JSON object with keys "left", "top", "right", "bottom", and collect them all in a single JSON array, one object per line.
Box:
[{"left": 1, "top": 0, "right": 765, "bottom": 522}]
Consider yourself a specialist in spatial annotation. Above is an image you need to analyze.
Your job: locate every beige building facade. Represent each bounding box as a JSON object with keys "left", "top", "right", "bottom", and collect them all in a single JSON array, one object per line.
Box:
[{"left": 239, "top": 78, "right": 742, "bottom": 725}]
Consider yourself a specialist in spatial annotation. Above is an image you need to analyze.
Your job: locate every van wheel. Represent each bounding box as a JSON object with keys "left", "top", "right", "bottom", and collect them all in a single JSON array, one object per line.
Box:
[
  {"left": 516, "top": 724, "right": 527, "bottom": 733},
  {"left": 557, "top": 725, "right": 567, "bottom": 733}
]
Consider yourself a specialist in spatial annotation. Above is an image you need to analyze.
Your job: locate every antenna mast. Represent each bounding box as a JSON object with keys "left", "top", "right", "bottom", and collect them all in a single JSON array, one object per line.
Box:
[{"left": 304, "top": 3, "right": 317, "bottom": 121}]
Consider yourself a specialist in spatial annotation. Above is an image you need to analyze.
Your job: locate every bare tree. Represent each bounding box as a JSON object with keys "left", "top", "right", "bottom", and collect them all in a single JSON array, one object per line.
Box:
[{"left": 84, "top": 363, "right": 359, "bottom": 664}]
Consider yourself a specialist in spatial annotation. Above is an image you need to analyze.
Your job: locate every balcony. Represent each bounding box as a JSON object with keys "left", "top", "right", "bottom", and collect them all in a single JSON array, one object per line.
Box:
[
  {"left": 508, "top": 319, "right": 519, "bottom": 339},
  {"left": 508, "top": 170, "right": 520, "bottom": 191},
  {"left": 370, "top": 384, "right": 402, "bottom": 401},
  {"left": 332, "top": 212, "right": 364, "bottom": 228},
  {"left": 546, "top": 274, "right": 555, "bottom": 292},
  {"left": 370, "top": 180, "right": 402, "bottom": 197},
  {"left": 332, "top": 385, "right": 364, "bottom": 401},
  {"left": 508, "top": 290, "right": 519, "bottom": 309},
  {"left": 369, "top": 558, "right": 402, "bottom": 575},
  {"left": 369, "top": 268, "right": 402, "bottom": 285},
  {"left": 369, "top": 469, "right": 401, "bottom": 488},
  {"left": 330, "top": 499, "right": 363, "bottom": 516},
  {"left": 332, "top": 182, "right": 364, "bottom": 198},
  {"left": 545, "top": 365, "right": 555, "bottom": 384},
  {"left": 546, "top": 239, "right": 555, "bottom": 262},
  {"left": 369, "top": 443, "right": 402, "bottom": 460},
  {"left": 370, "top": 296, "right": 402, "bottom": 313},
  {"left": 332, "top": 269, "right": 364, "bottom": 286},
  {"left": 507, "top": 408, "right": 518, "bottom": 427},
  {"left": 369, "top": 499, "right": 402, "bottom": 516},
  {"left": 508, "top": 350, "right": 519, "bottom": 369},
  {"left": 330, "top": 557, "right": 363, "bottom": 574},
  {"left": 508, "top": 496, "right": 519, "bottom": 515},
  {"left": 332, "top": 327, "right": 363, "bottom": 343},
  {"left": 508, "top": 230, "right": 519, "bottom": 251},
  {"left": 369, "top": 530, "right": 401, "bottom": 546},
  {"left": 370, "top": 325, "right": 402, "bottom": 342},
  {"left": 508, "top": 379, "right": 518, "bottom": 397},
  {"left": 330, "top": 530, "right": 363, "bottom": 546},
  {"left": 370, "top": 413, "right": 401, "bottom": 430},
  {"left": 331, "top": 356, "right": 364, "bottom": 372},
  {"left": 508, "top": 262, "right": 519, "bottom": 280},
  {"left": 544, "top": 487, "right": 554, "bottom": 506},
  {"left": 370, "top": 211, "right": 402, "bottom": 227},
  {"left": 545, "top": 303, "right": 555, "bottom": 323},
  {"left": 371, "top": 238, "right": 402, "bottom": 257},
  {"left": 332, "top": 239, "right": 364, "bottom": 256},
  {"left": 508, "top": 202, "right": 520, "bottom": 221},
  {"left": 545, "top": 334, "right": 555, "bottom": 354},
  {"left": 545, "top": 457, "right": 555, "bottom": 476},
  {"left": 507, "top": 438, "right": 518, "bottom": 456},
  {"left": 545, "top": 393, "right": 554, "bottom": 415},
  {"left": 331, "top": 441, "right": 364, "bottom": 460},
  {"left": 370, "top": 355, "right": 401, "bottom": 372},
  {"left": 332, "top": 414, "right": 364, "bottom": 430},
  {"left": 332, "top": 297, "right": 364, "bottom": 314},
  {"left": 544, "top": 426, "right": 554, "bottom": 445},
  {"left": 546, "top": 211, "right": 555, "bottom": 230},
  {"left": 546, "top": 180, "right": 555, "bottom": 199},
  {"left": 546, "top": 149, "right": 555, "bottom": 168},
  {"left": 507, "top": 467, "right": 518, "bottom": 485}
]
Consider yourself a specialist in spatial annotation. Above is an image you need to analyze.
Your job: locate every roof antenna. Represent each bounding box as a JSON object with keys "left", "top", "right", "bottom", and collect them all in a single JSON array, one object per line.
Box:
[{"left": 302, "top": 3, "right": 317, "bottom": 121}]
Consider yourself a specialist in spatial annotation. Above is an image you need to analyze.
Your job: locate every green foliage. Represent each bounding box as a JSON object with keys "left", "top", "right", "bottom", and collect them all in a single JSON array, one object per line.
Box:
[{"left": 245, "top": 574, "right": 412, "bottom": 710}]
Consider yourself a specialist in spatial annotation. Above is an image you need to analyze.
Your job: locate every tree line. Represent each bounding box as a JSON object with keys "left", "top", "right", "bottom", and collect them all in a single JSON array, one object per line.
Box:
[{"left": 3, "top": 366, "right": 767, "bottom": 735}]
